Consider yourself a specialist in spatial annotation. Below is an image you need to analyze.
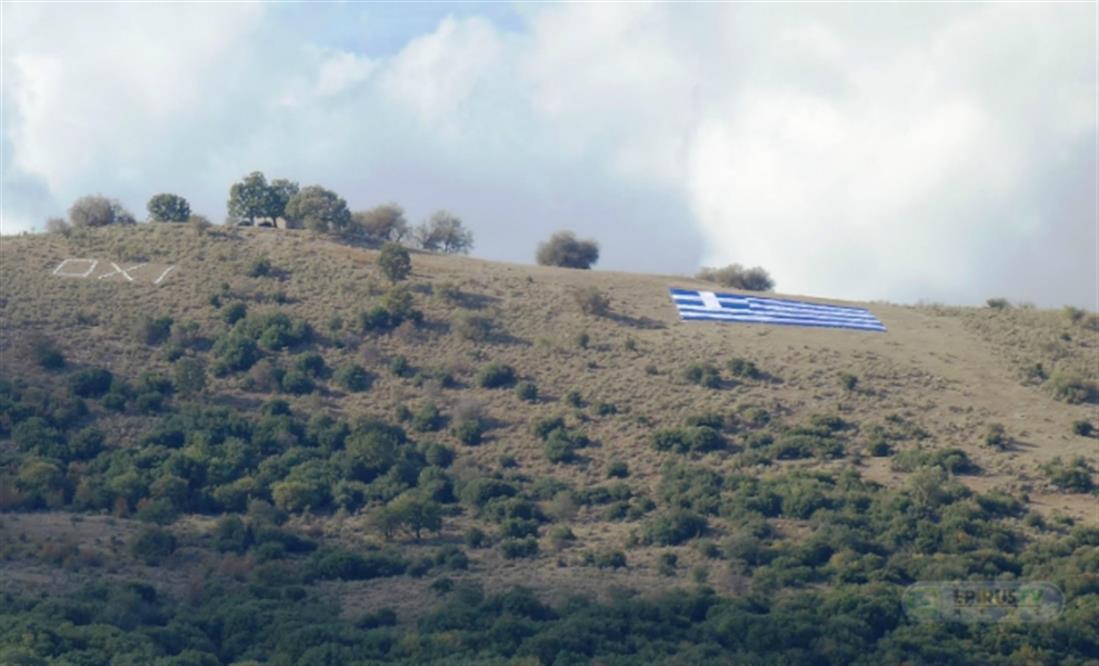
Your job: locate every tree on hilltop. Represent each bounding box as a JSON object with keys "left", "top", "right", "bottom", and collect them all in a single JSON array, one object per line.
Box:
[
  {"left": 285, "top": 185, "right": 351, "bottom": 233},
  {"left": 147, "top": 193, "right": 191, "bottom": 222},
  {"left": 536, "top": 231, "right": 600, "bottom": 269},
  {"left": 414, "top": 211, "right": 473, "bottom": 254}
]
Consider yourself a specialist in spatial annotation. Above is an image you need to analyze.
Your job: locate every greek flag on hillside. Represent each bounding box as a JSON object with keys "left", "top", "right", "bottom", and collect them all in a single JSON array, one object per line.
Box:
[{"left": 670, "top": 288, "right": 886, "bottom": 332}]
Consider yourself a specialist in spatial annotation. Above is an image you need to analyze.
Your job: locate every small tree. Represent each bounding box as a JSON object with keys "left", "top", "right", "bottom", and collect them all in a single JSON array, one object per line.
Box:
[
  {"left": 284, "top": 185, "right": 352, "bottom": 233},
  {"left": 377, "top": 241, "right": 412, "bottom": 282},
  {"left": 536, "top": 231, "right": 600, "bottom": 269},
  {"left": 387, "top": 492, "right": 443, "bottom": 541},
  {"left": 173, "top": 358, "right": 207, "bottom": 396},
  {"left": 415, "top": 211, "right": 473, "bottom": 254},
  {"left": 352, "top": 204, "right": 409, "bottom": 244},
  {"left": 69, "top": 194, "right": 132, "bottom": 227},
  {"left": 147, "top": 193, "right": 192, "bottom": 222}
]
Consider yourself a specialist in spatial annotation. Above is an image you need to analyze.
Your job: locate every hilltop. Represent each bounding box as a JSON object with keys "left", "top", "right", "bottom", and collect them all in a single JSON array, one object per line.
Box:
[{"left": 1, "top": 224, "right": 1097, "bottom": 664}]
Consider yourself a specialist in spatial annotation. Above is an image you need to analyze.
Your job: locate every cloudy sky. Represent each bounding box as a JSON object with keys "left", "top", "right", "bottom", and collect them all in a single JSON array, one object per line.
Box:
[{"left": 2, "top": 2, "right": 1095, "bottom": 307}]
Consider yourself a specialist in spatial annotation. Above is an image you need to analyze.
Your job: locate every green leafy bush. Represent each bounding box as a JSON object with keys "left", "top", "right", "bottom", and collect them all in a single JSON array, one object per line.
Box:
[
  {"left": 642, "top": 510, "right": 707, "bottom": 545},
  {"left": 69, "top": 367, "right": 113, "bottom": 398},
  {"left": 130, "top": 526, "right": 177, "bottom": 565},
  {"left": 475, "top": 363, "right": 516, "bottom": 389},
  {"left": 500, "top": 537, "right": 539, "bottom": 559},
  {"left": 727, "top": 357, "right": 761, "bottom": 379},
  {"left": 683, "top": 363, "right": 721, "bottom": 389}
]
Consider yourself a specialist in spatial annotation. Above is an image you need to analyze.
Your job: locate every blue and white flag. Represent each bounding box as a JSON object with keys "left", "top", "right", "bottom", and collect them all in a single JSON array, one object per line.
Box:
[{"left": 670, "top": 288, "right": 886, "bottom": 332}]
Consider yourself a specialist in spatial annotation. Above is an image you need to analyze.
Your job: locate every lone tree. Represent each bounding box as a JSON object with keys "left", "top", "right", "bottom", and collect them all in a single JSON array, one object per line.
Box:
[
  {"left": 696, "top": 264, "right": 774, "bottom": 291},
  {"left": 377, "top": 241, "right": 412, "bottom": 282},
  {"left": 227, "top": 172, "right": 298, "bottom": 226},
  {"left": 536, "top": 231, "right": 600, "bottom": 269},
  {"left": 69, "top": 195, "right": 135, "bottom": 227},
  {"left": 147, "top": 193, "right": 191, "bottom": 222},
  {"left": 415, "top": 211, "right": 473, "bottom": 254},
  {"left": 351, "top": 203, "right": 409, "bottom": 244},
  {"left": 285, "top": 185, "right": 351, "bottom": 233}
]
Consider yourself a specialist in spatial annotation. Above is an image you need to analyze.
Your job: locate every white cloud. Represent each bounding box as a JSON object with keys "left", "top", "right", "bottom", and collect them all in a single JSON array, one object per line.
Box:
[{"left": 1, "top": 3, "right": 1093, "bottom": 306}]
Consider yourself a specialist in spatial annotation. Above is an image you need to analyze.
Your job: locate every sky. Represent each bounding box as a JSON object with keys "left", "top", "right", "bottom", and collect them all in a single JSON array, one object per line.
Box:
[{"left": 1, "top": 2, "right": 1095, "bottom": 308}]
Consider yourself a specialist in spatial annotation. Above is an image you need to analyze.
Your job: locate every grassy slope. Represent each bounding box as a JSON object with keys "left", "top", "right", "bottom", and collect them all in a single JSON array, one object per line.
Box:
[{"left": 1, "top": 224, "right": 1096, "bottom": 617}]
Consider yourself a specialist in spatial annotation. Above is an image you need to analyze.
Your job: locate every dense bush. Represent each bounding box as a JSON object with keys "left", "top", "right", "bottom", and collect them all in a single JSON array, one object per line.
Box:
[
  {"left": 69, "top": 367, "right": 113, "bottom": 398},
  {"left": 500, "top": 537, "right": 539, "bottom": 559},
  {"left": 377, "top": 241, "right": 412, "bottom": 282},
  {"left": 535, "top": 231, "right": 599, "bottom": 269},
  {"left": 135, "top": 315, "right": 174, "bottom": 345},
  {"left": 31, "top": 338, "right": 65, "bottom": 369},
  {"left": 1047, "top": 370, "right": 1099, "bottom": 404},
  {"left": 475, "top": 363, "right": 516, "bottom": 389},
  {"left": 683, "top": 362, "right": 721, "bottom": 389},
  {"left": 727, "top": 357, "right": 761, "bottom": 379},
  {"left": 130, "top": 526, "right": 177, "bottom": 565},
  {"left": 652, "top": 426, "right": 724, "bottom": 454},
  {"left": 335, "top": 363, "right": 372, "bottom": 392},
  {"left": 696, "top": 264, "right": 774, "bottom": 291},
  {"left": 68, "top": 194, "right": 134, "bottom": 227},
  {"left": 643, "top": 510, "right": 708, "bottom": 545}
]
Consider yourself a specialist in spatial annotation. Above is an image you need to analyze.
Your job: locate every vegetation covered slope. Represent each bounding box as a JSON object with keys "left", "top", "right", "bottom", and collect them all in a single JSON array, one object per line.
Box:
[{"left": 0, "top": 224, "right": 1096, "bottom": 664}]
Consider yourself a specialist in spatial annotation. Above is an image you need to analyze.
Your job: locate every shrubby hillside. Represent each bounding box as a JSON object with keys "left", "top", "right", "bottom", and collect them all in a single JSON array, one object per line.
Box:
[{"left": 0, "top": 224, "right": 1096, "bottom": 664}]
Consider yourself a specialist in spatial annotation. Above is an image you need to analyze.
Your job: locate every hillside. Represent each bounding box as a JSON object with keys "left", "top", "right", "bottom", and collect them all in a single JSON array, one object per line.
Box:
[{"left": 1, "top": 224, "right": 1097, "bottom": 664}]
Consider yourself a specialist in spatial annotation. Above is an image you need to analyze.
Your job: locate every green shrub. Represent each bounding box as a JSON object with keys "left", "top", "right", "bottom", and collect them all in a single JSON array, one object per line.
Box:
[
  {"left": 173, "top": 358, "right": 207, "bottom": 396},
  {"left": 839, "top": 373, "right": 859, "bottom": 391},
  {"left": 1047, "top": 371, "right": 1099, "bottom": 404},
  {"left": 986, "top": 297, "right": 1011, "bottom": 309},
  {"left": 377, "top": 241, "right": 412, "bottom": 282},
  {"left": 359, "top": 306, "right": 393, "bottom": 332},
  {"left": 607, "top": 461, "right": 629, "bottom": 478},
  {"left": 1041, "top": 457, "right": 1095, "bottom": 493},
  {"left": 411, "top": 402, "right": 443, "bottom": 432},
  {"left": 565, "top": 390, "right": 584, "bottom": 408},
  {"left": 248, "top": 256, "right": 273, "bottom": 277},
  {"left": 31, "top": 338, "right": 65, "bottom": 369},
  {"left": 643, "top": 510, "right": 707, "bottom": 545},
  {"left": 69, "top": 367, "right": 113, "bottom": 398},
  {"left": 130, "top": 526, "right": 177, "bottom": 565},
  {"left": 984, "top": 423, "right": 1010, "bottom": 450},
  {"left": 223, "top": 301, "right": 248, "bottom": 325},
  {"left": 727, "top": 357, "right": 761, "bottom": 379},
  {"left": 515, "top": 381, "right": 538, "bottom": 402},
  {"left": 388, "top": 355, "right": 412, "bottom": 377},
  {"left": 212, "top": 334, "right": 260, "bottom": 375},
  {"left": 451, "top": 419, "right": 485, "bottom": 446},
  {"left": 544, "top": 431, "right": 578, "bottom": 464},
  {"left": 683, "top": 363, "right": 721, "bottom": 389},
  {"left": 652, "top": 426, "right": 724, "bottom": 454},
  {"left": 590, "top": 549, "right": 627, "bottom": 569},
  {"left": 1072, "top": 420, "right": 1094, "bottom": 437},
  {"left": 308, "top": 548, "right": 407, "bottom": 580},
  {"left": 135, "top": 315, "right": 174, "bottom": 345},
  {"left": 475, "top": 363, "right": 516, "bottom": 389},
  {"left": 335, "top": 363, "right": 371, "bottom": 392},
  {"left": 295, "top": 352, "right": 326, "bottom": 377},
  {"left": 500, "top": 537, "right": 539, "bottom": 559},
  {"left": 280, "top": 370, "right": 315, "bottom": 395}
]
